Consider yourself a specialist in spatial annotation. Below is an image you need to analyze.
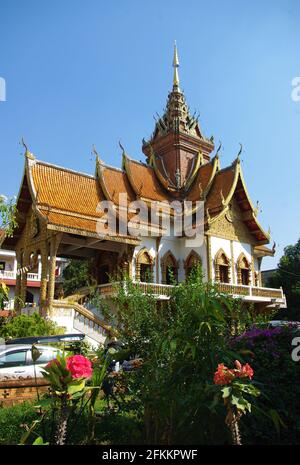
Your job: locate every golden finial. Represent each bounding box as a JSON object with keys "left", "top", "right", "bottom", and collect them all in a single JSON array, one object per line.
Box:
[
  {"left": 215, "top": 141, "right": 222, "bottom": 158},
  {"left": 237, "top": 143, "right": 243, "bottom": 161},
  {"left": 173, "top": 41, "right": 180, "bottom": 90},
  {"left": 91, "top": 144, "right": 102, "bottom": 164},
  {"left": 21, "top": 138, "right": 35, "bottom": 160},
  {"left": 119, "top": 140, "right": 126, "bottom": 155},
  {"left": 206, "top": 208, "right": 211, "bottom": 222},
  {"left": 92, "top": 144, "right": 99, "bottom": 158}
]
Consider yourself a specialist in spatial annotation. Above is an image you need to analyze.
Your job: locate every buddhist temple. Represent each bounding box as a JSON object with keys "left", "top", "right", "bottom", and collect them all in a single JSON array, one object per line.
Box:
[{"left": 0, "top": 44, "right": 286, "bottom": 345}]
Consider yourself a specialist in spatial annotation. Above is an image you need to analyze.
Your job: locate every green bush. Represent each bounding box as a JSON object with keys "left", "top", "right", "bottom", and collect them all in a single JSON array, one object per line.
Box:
[
  {"left": 232, "top": 325, "right": 300, "bottom": 444},
  {"left": 0, "top": 312, "right": 63, "bottom": 339},
  {"left": 106, "top": 267, "right": 258, "bottom": 445}
]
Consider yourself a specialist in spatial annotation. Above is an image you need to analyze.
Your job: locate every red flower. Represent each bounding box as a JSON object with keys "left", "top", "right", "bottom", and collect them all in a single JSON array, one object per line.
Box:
[
  {"left": 233, "top": 360, "right": 254, "bottom": 380},
  {"left": 66, "top": 355, "right": 93, "bottom": 379},
  {"left": 214, "top": 361, "right": 254, "bottom": 385},
  {"left": 213, "top": 363, "right": 235, "bottom": 385}
]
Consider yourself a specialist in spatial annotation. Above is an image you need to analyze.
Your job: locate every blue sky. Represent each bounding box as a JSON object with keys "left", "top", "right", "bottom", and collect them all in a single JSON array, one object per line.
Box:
[{"left": 0, "top": 0, "right": 299, "bottom": 269}]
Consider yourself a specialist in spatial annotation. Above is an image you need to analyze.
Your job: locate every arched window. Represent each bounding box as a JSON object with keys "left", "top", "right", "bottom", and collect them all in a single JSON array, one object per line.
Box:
[
  {"left": 136, "top": 248, "right": 154, "bottom": 282},
  {"left": 237, "top": 253, "right": 251, "bottom": 286},
  {"left": 184, "top": 250, "right": 202, "bottom": 279},
  {"left": 161, "top": 251, "right": 179, "bottom": 284},
  {"left": 215, "top": 249, "right": 231, "bottom": 283}
]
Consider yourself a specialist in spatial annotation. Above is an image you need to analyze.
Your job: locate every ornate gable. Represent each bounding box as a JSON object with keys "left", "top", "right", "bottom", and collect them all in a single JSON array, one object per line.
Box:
[{"left": 208, "top": 198, "right": 256, "bottom": 244}]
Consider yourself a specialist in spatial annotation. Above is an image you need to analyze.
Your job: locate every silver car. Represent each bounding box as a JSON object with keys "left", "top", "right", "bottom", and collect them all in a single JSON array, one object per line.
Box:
[{"left": 0, "top": 344, "right": 61, "bottom": 378}]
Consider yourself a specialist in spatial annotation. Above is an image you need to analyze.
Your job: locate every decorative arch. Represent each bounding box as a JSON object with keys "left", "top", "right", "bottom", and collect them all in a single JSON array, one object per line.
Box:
[
  {"left": 184, "top": 250, "right": 202, "bottom": 279},
  {"left": 135, "top": 248, "right": 154, "bottom": 282},
  {"left": 236, "top": 253, "right": 251, "bottom": 285},
  {"left": 161, "top": 250, "right": 179, "bottom": 284},
  {"left": 214, "top": 248, "right": 231, "bottom": 283}
]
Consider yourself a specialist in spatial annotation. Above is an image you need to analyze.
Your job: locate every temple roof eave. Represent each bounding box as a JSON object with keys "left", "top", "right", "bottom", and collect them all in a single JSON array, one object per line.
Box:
[{"left": 206, "top": 160, "right": 270, "bottom": 243}]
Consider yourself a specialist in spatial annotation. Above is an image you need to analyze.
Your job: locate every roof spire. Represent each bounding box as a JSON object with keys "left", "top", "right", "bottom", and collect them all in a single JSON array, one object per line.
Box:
[
  {"left": 21, "top": 137, "right": 35, "bottom": 160},
  {"left": 173, "top": 41, "right": 180, "bottom": 90}
]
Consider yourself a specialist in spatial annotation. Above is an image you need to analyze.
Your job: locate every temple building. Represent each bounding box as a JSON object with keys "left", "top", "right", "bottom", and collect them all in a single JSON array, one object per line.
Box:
[{"left": 0, "top": 45, "right": 286, "bottom": 345}]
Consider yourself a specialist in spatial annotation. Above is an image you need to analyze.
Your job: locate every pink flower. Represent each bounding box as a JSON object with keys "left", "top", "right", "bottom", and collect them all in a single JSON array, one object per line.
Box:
[{"left": 66, "top": 355, "right": 93, "bottom": 379}]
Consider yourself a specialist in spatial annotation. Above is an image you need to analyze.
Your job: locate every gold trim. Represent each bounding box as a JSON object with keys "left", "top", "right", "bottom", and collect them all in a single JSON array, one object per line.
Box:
[
  {"left": 185, "top": 151, "right": 203, "bottom": 191},
  {"left": 230, "top": 240, "right": 235, "bottom": 284}
]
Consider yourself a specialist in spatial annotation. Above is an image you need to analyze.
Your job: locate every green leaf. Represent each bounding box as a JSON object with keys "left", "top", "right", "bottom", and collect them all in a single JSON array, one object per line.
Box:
[
  {"left": 269, "top": 409, "right": 287, "bottom": 435},
  {"left": 170, "top": 339, "right": 177, "bottom": 352},
  {"left": 68, "top": 379, "right": 86, "bottom": 396},
  {"left": 221, "top": 386, "right": 232, "bottom": 398},
  {"left": 32, "top": 436, "right": 49, "bottom": 446}
]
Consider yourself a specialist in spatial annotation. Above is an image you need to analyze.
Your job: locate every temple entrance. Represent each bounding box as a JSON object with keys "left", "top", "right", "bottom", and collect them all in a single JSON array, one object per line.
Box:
[{"left": 99, "top": 265, "right": 109, "bottom": 285}]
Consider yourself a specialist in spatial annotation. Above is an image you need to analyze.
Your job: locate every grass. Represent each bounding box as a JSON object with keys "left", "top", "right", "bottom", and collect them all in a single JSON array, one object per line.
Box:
[{"left": 0, "top": 393, "right": 143, "bottom": 445}]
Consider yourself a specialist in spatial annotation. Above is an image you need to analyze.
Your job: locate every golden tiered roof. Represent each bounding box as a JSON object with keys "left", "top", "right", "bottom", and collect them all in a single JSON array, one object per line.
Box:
[{"left": 1, "top": 44, "right": 272, "bottom": 251}]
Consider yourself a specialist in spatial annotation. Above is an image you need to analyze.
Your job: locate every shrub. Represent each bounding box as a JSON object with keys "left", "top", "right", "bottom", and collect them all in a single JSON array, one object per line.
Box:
[
  {"left": 107, "top": 266, "right": 259, "bottom": 445},
  {"left": 232, "top": 325, "right": 300, "bottom": 444},
  {"left": 0, "top": 312, "right": 63, "bottom": 339}
]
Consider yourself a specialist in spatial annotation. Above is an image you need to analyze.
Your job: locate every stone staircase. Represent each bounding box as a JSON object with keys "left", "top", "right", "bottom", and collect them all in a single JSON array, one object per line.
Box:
[{"left": 50, "top": 299, "right": 113, "bottom": 348}]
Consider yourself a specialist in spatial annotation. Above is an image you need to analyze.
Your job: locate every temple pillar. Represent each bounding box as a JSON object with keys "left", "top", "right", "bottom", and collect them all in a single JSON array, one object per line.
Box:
[
  {"left": 20, "top": 250, "right": 29, "bottom": 310},
  {"left": 14, "top": 250, "right": 22, "bottom": 314},
  {"left": 206, "top": 235, "right": 212, "bottom": 281},
  {"left": 47, "top": 234, "right": 62, "bottom": 312},
  {"left": 39, "top": 242, "right": 49, "bottom": 310}
]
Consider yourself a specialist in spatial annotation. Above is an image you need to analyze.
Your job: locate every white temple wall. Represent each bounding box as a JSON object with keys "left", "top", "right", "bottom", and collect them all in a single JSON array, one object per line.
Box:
[
  {"left": 133, "top": 234, "right": 208, "bottom": 284},
  {"left": 210, "top": 236, "right": 258, "bottom": 284},
  {"left": 231, "top": 241, "right": 252, "bottom": 284},
  {"left": 132, "top": 234, "right": 262, "bottom": 286}
]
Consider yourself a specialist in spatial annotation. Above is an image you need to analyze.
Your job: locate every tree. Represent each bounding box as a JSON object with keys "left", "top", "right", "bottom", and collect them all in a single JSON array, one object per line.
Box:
[
  {"left": 0, "top": 195, "right": 17, "bottom": 238},
  {"left": 0, "top": 312, "right": 63, "bottom": 339},
  {"left": 0, "top": 282, "right": 9, "bottom": 309},
  {"left": 62, "top": 259, "right": 92, "bottom": 296},
  {"left": 268, "top": 239, "right": 300, "bottom": 321}
]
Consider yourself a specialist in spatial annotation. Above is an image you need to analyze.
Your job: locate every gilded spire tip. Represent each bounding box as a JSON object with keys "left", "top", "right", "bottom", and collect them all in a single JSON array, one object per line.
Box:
[
  {"left": 21, "top": 138, "right": 35, "bottom": 160},
  {"left": 172, "top": 41, "right": 180, "bottom": 90}
]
